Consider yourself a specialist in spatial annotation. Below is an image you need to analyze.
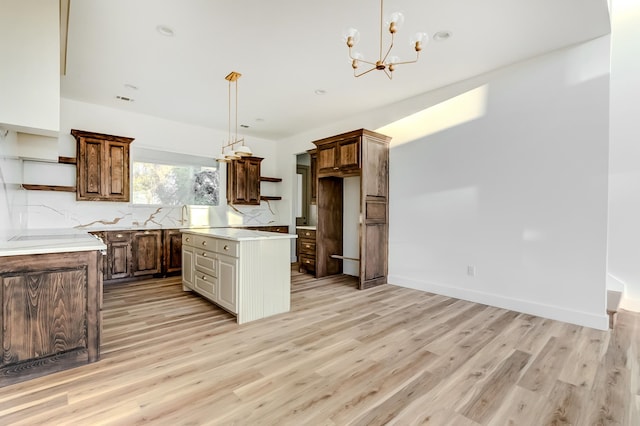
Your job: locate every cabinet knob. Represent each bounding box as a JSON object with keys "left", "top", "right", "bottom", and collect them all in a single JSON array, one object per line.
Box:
[
  {"left": 333, "top": 167, "right": 339, "bottom": 170},
  {"left": 201, "top": 275, "right": 206, "bottom": 280},
  {"left": 202, "top": 252, "right": 207, "bottom": 257},
  {"left": 306, "top": 260, "right": 311, "bottom": 264},
  {"left": 186, "top": 237, "right": 190, "bottom": 242},
  {"left": 116, "top": 234, "right": 123, "bottom": 238},
  {"left": 202, "top": 241, "right": 207, "bottom": 246},
  {"left": 305, "top": 232, "right": 310, "bottom": 236},
  {"left": 223, "top": 245, "right": 229, "bottom": 251},
  {"left": 305, "top": 244, "right": 310, "bottom": 249},
  {"left": 144, "top": 230, "right": 150, "bottom": 235}
]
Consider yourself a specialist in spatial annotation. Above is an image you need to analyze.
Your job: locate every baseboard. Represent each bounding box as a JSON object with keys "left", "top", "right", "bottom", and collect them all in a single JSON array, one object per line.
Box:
[
  {"left": 388, "top": 274, "right": 609, "bottom": 330},
  {"left": 620, "top": 297, "right": 640, "bottom": 312}
]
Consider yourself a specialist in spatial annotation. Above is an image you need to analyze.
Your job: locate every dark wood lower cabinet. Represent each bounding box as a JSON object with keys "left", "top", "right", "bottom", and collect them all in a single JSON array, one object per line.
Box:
[
  {"left": 163, "top": 229, "right": 183, "bottom": 275},
  {"left": 0, "top": 250, "right": 102, "bottom": 387},
  {"left": 132, "top": 230, "right": 162, "bottom": 277}
]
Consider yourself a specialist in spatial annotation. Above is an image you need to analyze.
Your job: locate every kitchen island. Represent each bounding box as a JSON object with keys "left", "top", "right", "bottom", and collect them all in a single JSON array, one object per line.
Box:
[
  {"left": 181, "top": 228, "right": 296, "bottom": 324},
  {"left": 0, "top": 230, "right": 106, "bottom": 386}
]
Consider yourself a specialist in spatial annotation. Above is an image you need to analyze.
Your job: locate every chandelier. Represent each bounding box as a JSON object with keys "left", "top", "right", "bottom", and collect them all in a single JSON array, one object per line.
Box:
[
  {"left": 216, "top": 71, "right": 252, "bottom": 162},
  {"left": 343, "top": 0, "right": 428, "bottom": 79}
]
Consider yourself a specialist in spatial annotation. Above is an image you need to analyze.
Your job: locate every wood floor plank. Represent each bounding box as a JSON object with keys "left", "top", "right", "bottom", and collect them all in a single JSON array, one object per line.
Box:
[{"left": 0, "top": 270, "right": 638, "bottom": 425}]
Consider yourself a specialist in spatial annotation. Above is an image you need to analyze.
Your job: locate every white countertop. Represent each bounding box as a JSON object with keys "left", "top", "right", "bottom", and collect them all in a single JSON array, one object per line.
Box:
[
  {"left": 181, "top": 227, "right": 297, "bottom": 241},
  {"left": 296, "top": 226, "right": 317, "bottom": 230},
  {"left": 0, "top": 229, "right": 106, "bottom": 257}
]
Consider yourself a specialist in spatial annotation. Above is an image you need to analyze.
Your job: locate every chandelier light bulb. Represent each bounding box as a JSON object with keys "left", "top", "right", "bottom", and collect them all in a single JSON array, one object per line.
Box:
[
  {"left": 410, "top": 32, "right": 429, "bottom": 51},
  {"left": 384, "top": 12, "right": 405, "bottom": 33},
  {"left": 343, "top": 27, "right": 361, "bottom": 47}
]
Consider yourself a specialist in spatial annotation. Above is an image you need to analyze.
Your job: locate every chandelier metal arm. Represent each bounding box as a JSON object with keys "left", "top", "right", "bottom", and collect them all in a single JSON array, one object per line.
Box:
[
  {"left": 353, "top": 66, "right": 381, "bottom": 78},
  {"left": 380, "top": 36, "right": 395, "bottom": 64},
  {"left": 390, "top": 52, "right": 421, "bottom": 66},
  {"left": 348, "top": 48, "right": 377, "bottom": 67}
]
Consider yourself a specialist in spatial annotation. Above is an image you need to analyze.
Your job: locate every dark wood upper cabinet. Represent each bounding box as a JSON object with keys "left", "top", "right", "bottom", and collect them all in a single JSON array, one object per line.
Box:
[
  {"left": 226, "top": 156, "right": 263, "bottom": 205},
  {"left": 72, "top": 129, "right": 134, "bottom": 202},
  {"left": 312, "top": 129, "right": 391, "bottom": 290},
  {"left": 315, "top": 135, "right": 360, "bottom": 176}
]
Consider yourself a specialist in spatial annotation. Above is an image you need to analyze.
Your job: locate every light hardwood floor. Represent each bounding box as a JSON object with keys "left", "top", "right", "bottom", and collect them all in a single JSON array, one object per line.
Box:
[{"left": 1, "top": 269, "right": 639, "bottom": 425}]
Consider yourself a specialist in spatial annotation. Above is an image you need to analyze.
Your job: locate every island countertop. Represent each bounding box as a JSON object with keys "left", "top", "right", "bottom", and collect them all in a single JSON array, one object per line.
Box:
[
  {"left": 181, "top": 227, "right": 297, "bottom": 241},
  {"left": 0, "top": 229, "right": 106, "bottom": 257}
]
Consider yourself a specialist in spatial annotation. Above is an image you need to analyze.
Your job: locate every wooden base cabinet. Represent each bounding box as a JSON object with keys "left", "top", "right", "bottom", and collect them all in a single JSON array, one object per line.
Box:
[
  {"left": 0, "top": 250, "right": 102, "bottom": 387},
  {"left": 182, "top": 230, "right": 293, "bottom": 324},
  {"left": 297, "top": 227, "right": 316, "bottom": 275},
  {"left": 92, "top": 229, "right": 177, "bottom": 283}
]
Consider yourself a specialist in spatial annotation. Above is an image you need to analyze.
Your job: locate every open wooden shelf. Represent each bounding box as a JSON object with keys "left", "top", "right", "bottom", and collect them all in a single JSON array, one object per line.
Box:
[
  {"left": 22, "top": 184, "right": 76, "bottom": 192},
  {"left": 260, "top": 196, "right": 282, "bottom": 201},
  {"left": 260, "top": 176, "right": 282, "bottom": 182}
]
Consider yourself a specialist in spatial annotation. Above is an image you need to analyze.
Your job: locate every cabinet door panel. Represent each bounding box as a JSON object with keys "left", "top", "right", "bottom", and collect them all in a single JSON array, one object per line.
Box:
[
  {"left": 109, "top": 242, "right": 130, "bottom": 279},
  {"left": 164, "top": 230, "right": 182, "bottom": 274},
  {"left": 246, "top": 160, "right": 261, "bottom": 203},
  {"left": 80, "top": 139, "right": 103, "bottom": 198},
  {"left": 1, "top": 270, "right": 87, "bottom": 365},
  {"left": 132, "top": 231, "right": 162, "bottom": 276},
  {"left": 182, "top": 246, "right": 194, "bottom": 289},
  {"left": 337, "top": 137, "right": 360, "bottom": 171},
  {"left": 217, "top": 254, "right": 238, "bottom": 313},
  {"left": 317, "top": 144, "right": 337, "bottom": 174},
  {"left": 106, "top": 142, "right": 127, "bottom": 199}
]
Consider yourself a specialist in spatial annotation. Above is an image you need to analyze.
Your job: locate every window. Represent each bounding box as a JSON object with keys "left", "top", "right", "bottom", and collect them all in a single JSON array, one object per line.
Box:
[{"left": 131, "top": 148, "right": 220, "bottom": 206}]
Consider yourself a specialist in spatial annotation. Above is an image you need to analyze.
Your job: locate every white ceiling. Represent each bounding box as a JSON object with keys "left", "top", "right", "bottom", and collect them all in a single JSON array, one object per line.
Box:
[{"left": 61, "top": 0, "right": 611, "bottom": 141}]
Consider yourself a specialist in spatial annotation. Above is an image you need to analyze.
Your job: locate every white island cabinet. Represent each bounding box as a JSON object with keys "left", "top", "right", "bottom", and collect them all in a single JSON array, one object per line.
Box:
[{"left": 181, "top": 228, "right": 296, "bottom": 324}]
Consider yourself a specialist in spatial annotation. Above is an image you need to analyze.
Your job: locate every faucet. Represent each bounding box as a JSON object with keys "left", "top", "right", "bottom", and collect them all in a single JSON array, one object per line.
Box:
[{"left": 180, "top": 205, "right": 189, "bottom": 226}]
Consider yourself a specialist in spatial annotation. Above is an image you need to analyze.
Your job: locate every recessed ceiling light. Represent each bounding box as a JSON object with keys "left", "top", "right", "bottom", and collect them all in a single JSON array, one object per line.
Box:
[
  {"left": 433, "top": 31, "right": 452, "bottom": 41},
  {"left": 314, "top": 89, "right": 327, "bottom": 95},
  {"left": 124, "top": 83, "right": 138, "bottom": 90},
  {"left": 156, "top": 25, "right": 175, "bottom": 37}
]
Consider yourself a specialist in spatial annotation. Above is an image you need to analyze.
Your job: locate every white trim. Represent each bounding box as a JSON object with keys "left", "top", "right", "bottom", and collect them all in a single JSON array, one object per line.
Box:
[{"left": 388, "top": 274, "right": 609, "bottom": 331}]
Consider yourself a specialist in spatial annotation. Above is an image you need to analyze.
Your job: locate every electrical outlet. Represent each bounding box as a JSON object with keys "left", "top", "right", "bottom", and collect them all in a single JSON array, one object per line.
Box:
[{"left": 467, "top": 265, "right": 475, "bottom": 276}]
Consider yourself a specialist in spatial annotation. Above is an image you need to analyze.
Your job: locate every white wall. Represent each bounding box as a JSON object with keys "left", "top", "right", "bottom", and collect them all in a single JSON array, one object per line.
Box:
[
  {"left": 607, "top": 0, "right": 640, "bottom": 311},
  {"left": 278, "top": 36, "right": 611, "bottom": 329},
  {"left": 0, "top": 130, "right": 27, "bottom": 240},
  {"left": 22, "top": 98, "right": 284, "bottom": 231},
  {"left": 0, "top": 0, "right": 59, "bottom": 136},
  {"left": 384, "top": 37, "right": 610, "bottom": 330}
]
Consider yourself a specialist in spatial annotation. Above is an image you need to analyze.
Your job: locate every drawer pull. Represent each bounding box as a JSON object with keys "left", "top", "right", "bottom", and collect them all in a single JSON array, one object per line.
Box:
[
  {"left": 201, "top": 275, "right": 207, "bottom": 280},
  {"left": 305, "top": 244, "right": 310, "bottom": 248},
  {"left": 305, "top": 232, "right": 310, "bottom": 236},
  {"left": 202, "top": 241, "right": 207, "bottom": 246},
  {"left": 144, "top": 230, "right": 150, "bottom": 235},
  {"left": 186, "top": 237, "right": 190, "bottom": 242},
  {"left": 116, "top": 234, "right": 123, "bottom": 238},
  {"left": 223, "top": 245, "right": 229, "bottom": 251},
  {"left": 306, "top": 260, "right": 311, "bottom": 264},
  {"left": 202, "top": 252, "right": 207, "bottom": 257}
]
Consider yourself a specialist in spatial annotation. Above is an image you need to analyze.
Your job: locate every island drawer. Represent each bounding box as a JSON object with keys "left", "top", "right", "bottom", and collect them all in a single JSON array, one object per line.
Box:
[
  {"left": 182, "top": 233, "right": 195, "bottom": 246},
  {"left": 297, "top": 229, "right": 316, "bottom": 239},
  {"left": 195, "top": 250, "right": 216, "bottom": 276},
  {"left": 194, "top": 271, "right": 216, "bottom": 299},
  {"left": 191, "top": 235, "right": 239, "bottom": 257}
]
